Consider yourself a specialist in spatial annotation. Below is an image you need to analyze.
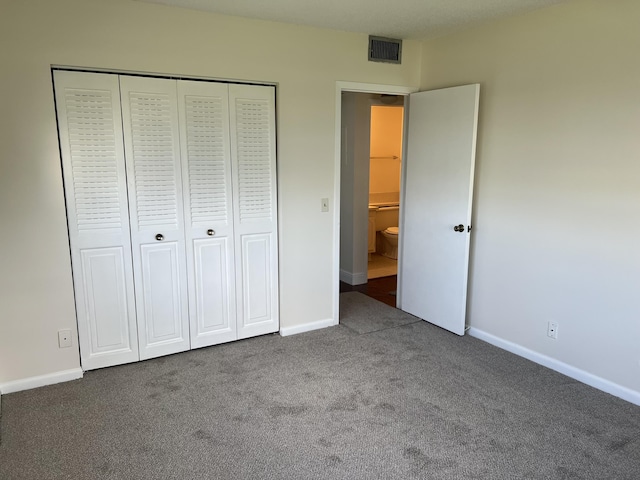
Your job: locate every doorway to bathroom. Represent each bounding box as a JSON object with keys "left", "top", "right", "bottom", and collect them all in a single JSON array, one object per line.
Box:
[
  {"left": 339, "top": 92, "right": 406, "bottom": 307},
  {"left": 336, "top": 81, "right": 480, "bottom": 337}
]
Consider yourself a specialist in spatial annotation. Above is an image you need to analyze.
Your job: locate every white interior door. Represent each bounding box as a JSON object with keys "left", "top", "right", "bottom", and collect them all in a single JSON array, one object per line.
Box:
[
  {"left": 398, "top": 84, "right": 480, "bottom": 336},
  {"left": 54, "top": 71, "right": 139, "bottom": 370},
  {"left": 177, "top": 80, "right": 237, "bottom": 348},
  {"left": 228, "top": 84, "right": 279, "bottom": 339},
  {"left": 120, "top": 76, "right": 191, "bottom": 359}
]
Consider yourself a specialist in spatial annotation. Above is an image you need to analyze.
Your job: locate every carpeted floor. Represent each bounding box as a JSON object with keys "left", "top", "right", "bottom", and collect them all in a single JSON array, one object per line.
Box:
[
  {"left": 0, "top": 292, "right": 639, "bottom": 479},
  {"left": 340, "top": 291, "right": 417, "bottom": 333}
]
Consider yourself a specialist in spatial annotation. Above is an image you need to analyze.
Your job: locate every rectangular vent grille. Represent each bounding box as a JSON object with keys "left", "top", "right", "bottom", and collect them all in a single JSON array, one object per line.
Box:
[
  {"left": 235, "top": 98, "right": 272, "bottom": 222},
  {"left": 128, "top": 92, "right": 179, "bottom": 229},
  {"left": 65, "top": 88, "right": 122, "bottom": 231},
  {"left": 368, "top": 36, "right": 402, "bottom": 64},
  {"left": 184, "top": 95, "right": 229, "bottom": 226}
]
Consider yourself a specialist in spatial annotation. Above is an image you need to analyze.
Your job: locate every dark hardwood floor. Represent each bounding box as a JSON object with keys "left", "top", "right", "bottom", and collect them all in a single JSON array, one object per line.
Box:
[{"left": 340, "top": 275, "right": 397, "bottom": 308}]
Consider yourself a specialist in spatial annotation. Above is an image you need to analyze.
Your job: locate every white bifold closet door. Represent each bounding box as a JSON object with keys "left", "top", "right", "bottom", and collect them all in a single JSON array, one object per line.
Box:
[
  {"left": 55, "top": 70, "right": 279, "bottom": 369},
  {"left": 177, "top": 81, "right": 237, "bottom": 348},
  {"left": 120, "top": 76, "right": 191, "bottom": 360},
  {"left": 54, "top": 71, "right": 139, "bottom": 370},
  {"left": 229, "top": 85, "right": 279, "bottom": 339}
]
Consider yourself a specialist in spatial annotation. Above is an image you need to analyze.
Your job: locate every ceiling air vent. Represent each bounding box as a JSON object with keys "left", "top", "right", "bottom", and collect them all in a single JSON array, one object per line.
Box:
[{"left": 368, "top": 36, "right": 402, "bottom": 64}]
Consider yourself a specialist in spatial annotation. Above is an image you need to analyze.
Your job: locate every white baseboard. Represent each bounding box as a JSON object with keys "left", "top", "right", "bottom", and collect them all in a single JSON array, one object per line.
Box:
[
  {"left": 339, "top": 269, "right": 368, "bottom": 285},
  {"left": 0, "top": 368, "right": 83, "bottom": 395},
  {"left": 280, "top": 318, "right": 336, "bottom": 337},
  {"left": 468, "top": 327, "right": 640, "bottom": 406}
]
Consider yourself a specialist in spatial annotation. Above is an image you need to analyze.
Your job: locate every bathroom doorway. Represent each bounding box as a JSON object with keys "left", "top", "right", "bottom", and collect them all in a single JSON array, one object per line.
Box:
[
  {"left": 336, "top": 82, "right": 479, "bottom": 336},
  {"left": 339, "top": 92, "right": 406, "bottom": 306}
]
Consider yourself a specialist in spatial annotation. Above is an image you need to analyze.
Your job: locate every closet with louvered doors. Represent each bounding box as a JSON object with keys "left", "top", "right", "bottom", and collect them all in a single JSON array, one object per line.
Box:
[{"left": 54, "top": 70, "right": 279, "bottom": 370}]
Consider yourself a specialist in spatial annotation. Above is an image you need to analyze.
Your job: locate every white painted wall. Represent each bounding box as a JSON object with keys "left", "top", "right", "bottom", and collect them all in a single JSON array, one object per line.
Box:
[
  {"left": 0, "top": 0, "right": 420, "bottom": 386},
  {"left": 421, "top": 0, "right": 640, "bottom": 395},
  {"left": 339, "top": 93, "right": 371, "bottom": 285}
]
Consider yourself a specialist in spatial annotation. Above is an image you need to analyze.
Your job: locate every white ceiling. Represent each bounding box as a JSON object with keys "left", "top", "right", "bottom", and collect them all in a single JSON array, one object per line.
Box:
[{"left": 138, "top": 0, "right": 569, "bottom": 39}]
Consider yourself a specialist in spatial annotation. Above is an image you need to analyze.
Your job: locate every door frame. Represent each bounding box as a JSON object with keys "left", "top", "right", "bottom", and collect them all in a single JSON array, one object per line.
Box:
[{"left": 333, "top": 81, "right": 418, "bottom": 324}]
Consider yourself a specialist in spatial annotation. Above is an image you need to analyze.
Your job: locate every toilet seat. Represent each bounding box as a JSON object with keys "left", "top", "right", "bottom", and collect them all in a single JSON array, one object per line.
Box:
[{"left": 384, "top": 227, "right": 399, "bottom": 235}]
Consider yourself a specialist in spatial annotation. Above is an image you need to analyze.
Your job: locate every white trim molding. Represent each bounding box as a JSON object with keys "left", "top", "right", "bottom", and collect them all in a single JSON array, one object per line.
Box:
[
  {"left": 339, "top": 269, "right": 368, "bottom": 286},
  {"left": 280, "top": 318, "right": 336, "bottom": 337},
  {"left": 468, "top": 327, "right": 640, "bottom": 407},
  {"left": 0, "top": 368, "right": 83, "bottom": 395}
]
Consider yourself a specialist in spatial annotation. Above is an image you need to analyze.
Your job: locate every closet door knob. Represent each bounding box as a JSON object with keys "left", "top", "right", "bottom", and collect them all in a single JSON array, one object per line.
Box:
[
  {"left": 207, "top": 229, "right": 215, "bottom": 236},
  {"left": 453, "top": 224, "right": 465, "bottom": 232},
  {"left": 155, "top": 233, "right": 164, "bottom": 241}
]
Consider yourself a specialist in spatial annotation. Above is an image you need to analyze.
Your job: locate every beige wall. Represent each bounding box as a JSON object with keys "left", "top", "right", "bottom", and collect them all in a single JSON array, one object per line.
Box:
[
  {"left": 421, "top": 0, "right": 640, "bottom": 394},
  {"left": 369, "top": 106, "right": 403, "bottom": 196},
  {"left": 339, "top": 93, "right": 372, "bottom": 285},
  {"left": 0, "top": 0, "right": 421, "bottom": 385}
]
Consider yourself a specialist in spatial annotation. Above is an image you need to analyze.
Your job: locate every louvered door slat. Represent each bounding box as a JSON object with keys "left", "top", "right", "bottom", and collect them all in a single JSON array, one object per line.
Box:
[
  {"left": 178, "top": 81, "right": 237, "bottom": 348},
  {"left": 127, "top": 90, "right": 179, "bottom": 231},
  {"left": 54, "top": 70, "right": 139, "bottom": 370},
  {"left": 234, "top": 99, "right": 274, "bottom": 223},
  {"left": 120, "top": 76, "right": 190, "bottom": 360},
  {"left": 229, "top": 84, "right": 279, "bottom": 339}
]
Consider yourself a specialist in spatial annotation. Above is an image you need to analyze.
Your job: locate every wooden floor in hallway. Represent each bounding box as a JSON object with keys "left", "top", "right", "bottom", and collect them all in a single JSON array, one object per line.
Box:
[{"left": 339, "top": 275, "right": 397, "bottom": 308}]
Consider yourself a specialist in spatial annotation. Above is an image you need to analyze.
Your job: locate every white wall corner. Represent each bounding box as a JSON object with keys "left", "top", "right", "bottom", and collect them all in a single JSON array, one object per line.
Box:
[
  {"left": 339, "top": 269, "right": 368, "bottom": 285},
  {"left": 279, "top": 318, "right": 337, "bottom": 337},
  {"left": 0, "top": 368, "right": 84, "bottom": 395},
  {"left": 468, "top": 327, "right": 640, "bottom": 407}
]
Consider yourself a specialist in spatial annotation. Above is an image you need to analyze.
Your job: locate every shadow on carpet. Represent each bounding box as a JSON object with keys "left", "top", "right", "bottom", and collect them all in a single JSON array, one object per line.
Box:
[{"left": 340, "top": 291, "right": 419, "bottom": 334}]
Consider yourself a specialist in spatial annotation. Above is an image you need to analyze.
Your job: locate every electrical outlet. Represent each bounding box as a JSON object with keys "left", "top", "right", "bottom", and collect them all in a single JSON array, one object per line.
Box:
[
  {"left": 547, "top": 321, "right": 558, "bottom": 340},
  {"left": 58, "top": 329, "right": 72, "bottom": 348},
  {"left": 321, "top": 198, "right": 329, "bottom": 212}
]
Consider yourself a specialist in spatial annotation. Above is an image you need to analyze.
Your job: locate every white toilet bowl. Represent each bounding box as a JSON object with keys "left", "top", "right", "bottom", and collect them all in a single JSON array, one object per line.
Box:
[{"left": 380, "top": 226, "right": 399, "bottom": 259}]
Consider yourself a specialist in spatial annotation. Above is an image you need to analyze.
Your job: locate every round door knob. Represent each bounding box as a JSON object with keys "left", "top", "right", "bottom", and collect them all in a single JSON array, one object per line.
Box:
[
  {"left": 453, "top": 224, "right": 465, "bottom": 232},
  {"left": 155, "top": 233, "right": 164, "bottom": 241},
  {"left": 207, "top": 229, "right": 215, "bottom": 236}
]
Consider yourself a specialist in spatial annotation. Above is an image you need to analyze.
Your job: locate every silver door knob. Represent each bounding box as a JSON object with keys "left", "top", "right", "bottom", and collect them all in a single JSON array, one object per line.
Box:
[
  {"left": 207, "top": 229, "right": 215, "bottom": 236},
  {"left": 155, "top": 233, "right": 164, "bottom": 241},
  {"left": 453, "top": 224, "right": 465, "bottom": 232}
]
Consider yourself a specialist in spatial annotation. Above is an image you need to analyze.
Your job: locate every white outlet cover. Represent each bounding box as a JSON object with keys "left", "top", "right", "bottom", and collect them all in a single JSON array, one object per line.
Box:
[{"left": 58, "top": 329, "right": 73, "bottom": 348}]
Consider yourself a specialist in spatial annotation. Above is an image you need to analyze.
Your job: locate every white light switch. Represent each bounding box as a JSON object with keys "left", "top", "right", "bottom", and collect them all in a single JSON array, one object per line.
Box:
[{"left": 321, "top": 198, "right": 329, "bottom": 212}]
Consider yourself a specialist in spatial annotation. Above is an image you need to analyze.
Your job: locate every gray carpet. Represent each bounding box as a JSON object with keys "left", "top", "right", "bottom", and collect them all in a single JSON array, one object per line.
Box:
[
  {"left": 340, "top": 291, "right": 418, "bottom": 333},
  {"left": 1, "top": 293, "right": 639, "bottom": 479}
]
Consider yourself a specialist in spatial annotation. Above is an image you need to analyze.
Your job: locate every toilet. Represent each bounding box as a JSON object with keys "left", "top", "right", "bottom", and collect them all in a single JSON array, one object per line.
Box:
[{"left": 380, "top": 226, "right": 399, "bottom": 259}]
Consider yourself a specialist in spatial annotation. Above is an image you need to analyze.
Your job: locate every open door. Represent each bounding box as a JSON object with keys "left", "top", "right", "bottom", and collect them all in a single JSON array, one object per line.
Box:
[{"left": 398, "top": 84, "right": 480, "bottom": 335}]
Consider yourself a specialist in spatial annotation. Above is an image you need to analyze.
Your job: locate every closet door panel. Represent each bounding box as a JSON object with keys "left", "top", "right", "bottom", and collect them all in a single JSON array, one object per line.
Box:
[
  {"left": 140, "top": 242, "right": 183, "bottom": 342},
  {"left": 53, "top": 71, "right": 139, "bottom": 370},
  {"left": 80, "top": 247, "right": 132, "bottom": 354},
  {"left": 229, "top": 84, "right": 279, "bottom": 339},
  {"left": 178, "top": 81, "right": 236, "bottom": 348},
  {"left": 193, "top": 238, "right": 233, "bottom": 337},
  {"left": 120, "top": 76, "right": 190, "bottom": 360},
  {"left": 241, "top": 234, "right": 273, "bottom": 325}
]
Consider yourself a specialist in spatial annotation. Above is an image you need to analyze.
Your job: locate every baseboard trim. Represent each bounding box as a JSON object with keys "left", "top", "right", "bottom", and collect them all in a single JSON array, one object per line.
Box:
[
  {"left": 280, "top": 318, "right": 336, "bottom": 337},
  {"left": 468, "top": 327, "right": 640, "bottom": 406},
  {"left": 339, "top": 269, "right": 368, "bottom": 285},
  {"left": 0, "top": 368, "right": 84, "bottom": 395}
]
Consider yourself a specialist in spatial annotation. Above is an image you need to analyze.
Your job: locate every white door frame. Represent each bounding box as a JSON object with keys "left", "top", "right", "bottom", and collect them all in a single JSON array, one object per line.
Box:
[{"left": 333, "top": 81, "right": 419, "bottom": 324}]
